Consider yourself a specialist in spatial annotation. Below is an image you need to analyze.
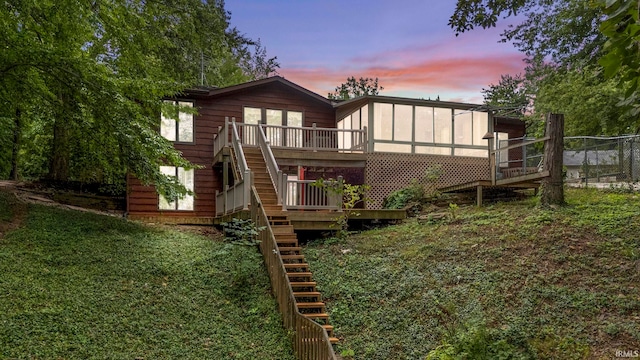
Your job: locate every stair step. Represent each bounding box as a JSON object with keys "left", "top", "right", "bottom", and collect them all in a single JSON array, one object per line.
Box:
[
  {"left": 296, "top": 302, "right": 326, "bottom": 309},
  {"left": 284, "top": 263, "right": 310, "bottom": 269},
  {"left": 286, "top": 272, "right": 313, "bottom": 280},
  {"left": 272, "top": 225, "right": 294, "bottom": 234},
  {"left": 329, "top": 337, "right": 339, "bottom": 344},
  {"left": 276, "top": 240, "right": 299, "bottom": 247},
  {"left": 281, "top": 254, "right": 305, "bottom": 260},
  {"left": 290, "top": 281, "right": 317, "bottom": 289},
  {"left": 294, "top": 291, "right": 322, "bottom": 300},
  {"left": 303, "top": 313, "right": 329, "bottom": 320},
  {"left": 278, "top": 246, "right": 302, "bottom": 252}
]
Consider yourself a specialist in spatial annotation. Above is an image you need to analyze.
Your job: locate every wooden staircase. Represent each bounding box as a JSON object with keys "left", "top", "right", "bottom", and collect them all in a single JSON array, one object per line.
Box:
[{"left": 243, "top": 147, "right": 338, "bottom": 344}]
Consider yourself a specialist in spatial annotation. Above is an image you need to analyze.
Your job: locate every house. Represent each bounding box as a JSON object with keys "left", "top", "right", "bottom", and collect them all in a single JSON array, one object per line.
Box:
[
  {"left": 563, "top": 150, "right": 621, "bottom": 182},
  {"left": 126, "top": 76, "right": 528, "bottom": 226}
]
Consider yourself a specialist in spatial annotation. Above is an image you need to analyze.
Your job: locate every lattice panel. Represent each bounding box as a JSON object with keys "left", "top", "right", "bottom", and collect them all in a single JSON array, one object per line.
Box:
[{"left": 365, "top": 153, "right": 489, "bottom": 209}]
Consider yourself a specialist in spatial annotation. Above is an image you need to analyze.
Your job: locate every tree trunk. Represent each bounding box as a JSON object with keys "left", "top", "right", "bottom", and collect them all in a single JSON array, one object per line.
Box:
[
  {"left": 49, "top": 91, "right": 72, "bottom": 182},
  {"left": 540, "top": 113, "right": 565, "bottom": 207},
  {"left": 9, "top": 107, "right": 21, "bottom": 180},
  {"left": 49, "top": 118, "right": 71, "bottom": 181}
]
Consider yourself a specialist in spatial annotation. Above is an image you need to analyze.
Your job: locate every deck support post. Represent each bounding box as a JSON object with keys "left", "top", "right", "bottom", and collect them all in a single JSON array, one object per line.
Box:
[{"left": 477, "top": 185, "right": 483, "bottom": 207}]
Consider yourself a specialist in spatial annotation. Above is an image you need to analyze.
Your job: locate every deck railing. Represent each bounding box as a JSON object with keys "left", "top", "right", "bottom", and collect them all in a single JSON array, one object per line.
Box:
[
  {"left": 251, "top": 188, "right": 337, "bottom": 360},
  {"left": 215, "top": 169, "right": 251, "bottom": 216},
  {"left": 491, "top": 136, "right": 548, "bottom": 183},
  {"left": 215, "top": 120, "right": 251, "bottom": 216},
  {"left": 283, "top": 178, "right": 342, "bottom": 211},
  {"left": 257, "top": 123, "right": 287, "bottom": 206},
  {"left": 221, "top": 120, "right": 367, "bottom": 153}
]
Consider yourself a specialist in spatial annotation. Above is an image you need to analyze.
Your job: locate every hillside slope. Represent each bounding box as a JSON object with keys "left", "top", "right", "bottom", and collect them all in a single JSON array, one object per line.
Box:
[
  {"left": 0, "top": 190, "right": 295, "bottom": 359},
  {"left": 305, "top": 188, "right": 640, "bottom": 360}
]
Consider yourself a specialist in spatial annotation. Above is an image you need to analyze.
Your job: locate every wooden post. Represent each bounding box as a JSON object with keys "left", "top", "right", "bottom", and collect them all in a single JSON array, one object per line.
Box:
[
  {"left": 540, "top": 113, "right": 565, "bottom": 207},
  {"left": 477, "top": 185, "right": 483, "bottom": 207}
]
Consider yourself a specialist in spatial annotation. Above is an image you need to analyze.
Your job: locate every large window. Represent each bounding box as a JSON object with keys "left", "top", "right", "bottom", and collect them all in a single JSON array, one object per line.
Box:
[
  {"left": 337, "top": 105, "right": 367, "bottom": 150},
  {"left": 242, "top": 107, "right": 303, "bottom": 146},
  {"left": 159, "top": 166, "right": 194, "bottom": 211},
  {"left": 161, "top": 101, "right": 194, "bottom": 142},
  {"left": 342, "top": 102, "right": 491, "bottom": 157}
]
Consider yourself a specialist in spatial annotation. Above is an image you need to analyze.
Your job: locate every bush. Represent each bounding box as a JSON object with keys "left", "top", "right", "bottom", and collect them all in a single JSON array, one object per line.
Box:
[{"left": 383, "top": 165, "right": 443, "bottom": 210}]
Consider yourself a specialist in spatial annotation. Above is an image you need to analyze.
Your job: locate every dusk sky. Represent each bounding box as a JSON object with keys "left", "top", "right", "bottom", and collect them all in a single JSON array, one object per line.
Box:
[{"left": 226, "top": 0, "right": 527, "bottom": 104}]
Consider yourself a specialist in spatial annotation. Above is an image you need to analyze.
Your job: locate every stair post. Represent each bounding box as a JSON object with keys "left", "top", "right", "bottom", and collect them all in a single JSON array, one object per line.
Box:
[
  {"left": 312, "top": 123, "right": 318, "bottom": 152},
  {"left": 243, "top": 169, "right": 251, "bottom": 211}
]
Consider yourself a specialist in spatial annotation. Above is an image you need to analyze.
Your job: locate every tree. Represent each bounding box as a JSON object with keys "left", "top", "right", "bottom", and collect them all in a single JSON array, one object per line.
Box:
[
  {"left": 451, "top": 0, "right": 640, "bottom": 136},
  {"left": 449, "top": 0, "right": 606, "bottom": 68},
  {"left": 482, "top": 73, "right": 533, "bottom": 117},
  {"left": 328, "top": 77, "right": 383, "bottom": 100},
  {"left": 0, "top": 0, "right": 277, "bottom": 198},
  {"left": 599, "top": 0, "right": 640, "bottom": 120}
]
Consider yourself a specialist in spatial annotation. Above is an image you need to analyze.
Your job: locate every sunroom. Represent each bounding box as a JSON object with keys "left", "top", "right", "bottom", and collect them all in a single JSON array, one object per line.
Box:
[{"left": 334, "top": 96, "right": 493, "bottom": 157}]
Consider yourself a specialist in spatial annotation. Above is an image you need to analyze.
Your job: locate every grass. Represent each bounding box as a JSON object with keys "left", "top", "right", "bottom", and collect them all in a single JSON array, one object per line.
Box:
[
  {"left": 305, "top": 188, "right": 640, "bottom": 359},
  {"left": 0, "top": 191, "right": 295, "bottom": 359}
]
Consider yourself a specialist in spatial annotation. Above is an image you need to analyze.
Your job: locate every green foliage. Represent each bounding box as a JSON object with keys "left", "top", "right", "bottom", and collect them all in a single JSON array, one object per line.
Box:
[
  {"left": 599, "top": 0, "right": 640, "bottom": 119},
  {"left": 304, "top": 188, "right": 640, "bottom": 359},
  {"left": 482, "top": 74, "right": 533, "bottom": 118},
  {"left": 312, "top": 178, "right": 370, "bottom": 240},
  {"left": 221, "top": 218, "right": 265, "bottom": 246},
  {"left": 0, "top": 0, "right": 278, "bottom": 195},
  {"left": 0, "top": 199, "right": 294, "bottom": 359},
  {"left": 426, "top": 322, "right": 529, "bottom": 360},
  {"left": 328, "top": 77, "right": 383, "bottom": 100},
  {"left": 453, "top": 0, "right": 640, "bottom": 136},
  {"left": 383, "top": 166, "right": 443, "bottom": 210}
]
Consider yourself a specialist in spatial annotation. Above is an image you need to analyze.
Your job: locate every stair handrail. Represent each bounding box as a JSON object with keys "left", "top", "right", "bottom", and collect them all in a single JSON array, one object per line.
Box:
[
  {"left": 250, "top": 187, "right": 337, "bottom": 360},
  {"left": 257, "top": 124, "right": 285, "bottom": 206},
  {"left": 231, "top": 119, "right": 250, "bottom": 179},
  {"left": 213, "top": 118, "right": 230, "bottom": 158}
]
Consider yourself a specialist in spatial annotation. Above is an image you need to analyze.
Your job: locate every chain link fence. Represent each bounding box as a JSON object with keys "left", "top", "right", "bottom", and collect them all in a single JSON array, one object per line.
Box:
[{"left": 563, "top": 135, "right": 640, "bottom": 185}]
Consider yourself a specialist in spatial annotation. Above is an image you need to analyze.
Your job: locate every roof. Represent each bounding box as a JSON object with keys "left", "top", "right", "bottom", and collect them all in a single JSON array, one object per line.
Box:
[
  {"left": 185, "top": 76, "right": 332, "bottom": 106},
  {"left": 333, "top": 95, "right": 487, "bottom": 111}
]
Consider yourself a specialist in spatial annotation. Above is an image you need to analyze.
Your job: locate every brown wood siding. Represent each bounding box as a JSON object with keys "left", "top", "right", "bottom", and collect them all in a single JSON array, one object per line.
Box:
[{"left": 127, "top": 81, "right": 336, "bottom": 221}]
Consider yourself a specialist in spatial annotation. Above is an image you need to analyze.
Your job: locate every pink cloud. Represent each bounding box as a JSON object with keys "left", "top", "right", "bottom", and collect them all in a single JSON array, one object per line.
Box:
[{"left": 280, "top": 52, "right": 525, "bottom": 101}]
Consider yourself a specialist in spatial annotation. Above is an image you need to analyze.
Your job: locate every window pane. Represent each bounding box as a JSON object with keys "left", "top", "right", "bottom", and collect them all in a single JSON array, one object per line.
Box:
[
  {"left": 434, "top": 108, "right": 451, "bottom": 144},
  {"left": 160, "top": 102, "right": 176, "bottom": 141},
  {"left": 159, "top": 166, "right": 176, "bottom": 210},
  {"left": 177, "top": 168, "right": 194, "bottom": 210},
  {"left": 415, "top": 145, "right": 451, "bottom": 156},
  {"left": 394, "top": 104, "right": 412, "bottom": 141},
  {"left": 374, "top": 142, "right": 411, "bottom": 153},
  {"left": 414, "top": 106, "right": 433, "bottom": 143},
  {"left": 266, "top": 109, "right": 283, "bottom": 146},
  {"left": 351, "top": 109, "right": 360, "bottom": 130},
  {"left": 243, "top": 107, "right": 261, "bottom": 124},
  {"left": 360, "top": 105, "right": 368, "bottom": 131},
  {"left": 373, "top": 103, "right": 392, "bottom": 140},
  {"left": 287, "top": 111, "right": 302, "bottom": 127},
  {"left": 243, "top": 107, "right": 261, "bottom": 145},
  {"left": 178, "top": 101, "right": 194, "bottom": 142},
  {"left": 472, "top": 111, "right": 489, "bottom": 145},
  {"left": 454, "top": 110, "right": 473, "bottom": 145},
  {"left": 287, "top": 111, "right": 303, "bottom": 147}
]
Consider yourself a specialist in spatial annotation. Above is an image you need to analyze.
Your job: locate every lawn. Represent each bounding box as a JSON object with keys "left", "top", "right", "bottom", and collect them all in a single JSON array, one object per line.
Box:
[
  {"left": 0, "top": 191, "right": 295, "bottom": 359},
  {"left": 305, "top": 188, "right": 640, "bottom": 359}
]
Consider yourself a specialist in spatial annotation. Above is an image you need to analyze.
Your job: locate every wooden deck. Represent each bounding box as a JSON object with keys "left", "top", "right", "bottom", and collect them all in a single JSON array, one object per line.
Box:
[
  {"left": 439, "top": 171, "right": 547, "bottom": 207},
  {"left": 214, "top": 208, "right": 406, "bottom": 230}
]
